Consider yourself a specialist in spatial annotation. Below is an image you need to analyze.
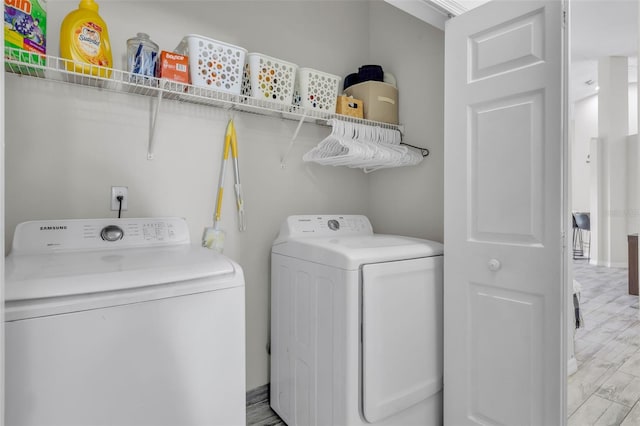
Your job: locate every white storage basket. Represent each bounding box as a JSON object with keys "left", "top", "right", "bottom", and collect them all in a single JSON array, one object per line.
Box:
[
  {"left": 175, "top": 34, "right": 247, "bottom": 94},
  {"left": 294, "top": 68, "right": 341, "bottom": 113},
  {"left": 242, "top": 53, "right": 297, "bottom": 105}
]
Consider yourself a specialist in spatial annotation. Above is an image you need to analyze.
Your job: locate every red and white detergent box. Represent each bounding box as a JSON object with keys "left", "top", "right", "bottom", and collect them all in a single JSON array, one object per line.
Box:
[{"left": 158, "top": 51, "right": 189, "bottom": 83}]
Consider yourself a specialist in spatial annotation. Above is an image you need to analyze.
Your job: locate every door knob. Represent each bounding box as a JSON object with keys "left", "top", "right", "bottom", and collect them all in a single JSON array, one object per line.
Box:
[{"left": 488, "top": 258, "right": 501, "bottom": 271}]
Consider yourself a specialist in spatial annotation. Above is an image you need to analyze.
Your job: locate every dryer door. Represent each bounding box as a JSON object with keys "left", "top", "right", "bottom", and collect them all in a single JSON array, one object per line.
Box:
[{"left": 362, "top": 255, "right": 443, "bottom": 422}]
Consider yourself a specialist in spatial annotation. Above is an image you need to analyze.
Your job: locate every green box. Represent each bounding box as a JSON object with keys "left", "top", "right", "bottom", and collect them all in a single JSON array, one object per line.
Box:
[{"left": 4, "top": 0, "right": 47, "bottom": 73}]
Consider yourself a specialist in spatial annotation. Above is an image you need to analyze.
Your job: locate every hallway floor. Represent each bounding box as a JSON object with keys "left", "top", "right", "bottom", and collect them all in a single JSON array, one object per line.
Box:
[{"left": 569, "top": 260, "right": 640, "bottom": 425}]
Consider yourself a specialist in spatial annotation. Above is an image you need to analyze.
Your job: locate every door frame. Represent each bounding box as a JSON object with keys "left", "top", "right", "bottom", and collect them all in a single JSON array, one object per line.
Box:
[
  {"left": 561, "top": 0, "right": 571, "bottom": 420},
  {"left": 1, "top": 20, "right": 7, "bottom": 425}
]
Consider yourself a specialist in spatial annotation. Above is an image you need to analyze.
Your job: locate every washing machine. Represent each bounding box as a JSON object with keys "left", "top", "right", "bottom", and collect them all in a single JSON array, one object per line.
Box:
[
  {"left": 270, "top": 215, "right": 443, "bottom": 425},
  {"left": 5, "top": 217, "right": 246, "bottom": 426}
]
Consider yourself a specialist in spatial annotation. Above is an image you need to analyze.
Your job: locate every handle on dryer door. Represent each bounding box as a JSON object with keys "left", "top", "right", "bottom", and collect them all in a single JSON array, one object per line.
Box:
[{"left": 488, "top": 258, "right": 501, "bottom": 271}]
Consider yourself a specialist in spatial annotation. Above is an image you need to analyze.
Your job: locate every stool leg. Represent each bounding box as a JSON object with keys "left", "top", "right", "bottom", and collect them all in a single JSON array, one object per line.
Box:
[
  {"left": 577, "top": 229, "right": 584, "bottom": 257},
  {"left": 573, "top": 228, "right": 581, "bottom": 258}
]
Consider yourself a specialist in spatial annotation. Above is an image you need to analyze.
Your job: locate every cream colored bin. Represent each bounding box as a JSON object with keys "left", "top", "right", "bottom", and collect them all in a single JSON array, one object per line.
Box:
[{"left": 344, "top": 81, "right": 398, "bottom": 124}]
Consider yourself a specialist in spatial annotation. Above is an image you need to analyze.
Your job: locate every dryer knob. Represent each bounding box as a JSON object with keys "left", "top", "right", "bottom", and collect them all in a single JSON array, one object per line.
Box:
[{"left": 101, "top": 225, "right": 124, "bottom": 242}]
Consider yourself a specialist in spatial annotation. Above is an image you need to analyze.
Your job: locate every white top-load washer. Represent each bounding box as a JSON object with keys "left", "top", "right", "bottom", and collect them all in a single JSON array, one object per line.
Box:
[
  {"left": 5, "top": 217, "right": 245, "bottom": 426},
  {"left": 270, "top": 215, "right": 444, "bottom": 426}
]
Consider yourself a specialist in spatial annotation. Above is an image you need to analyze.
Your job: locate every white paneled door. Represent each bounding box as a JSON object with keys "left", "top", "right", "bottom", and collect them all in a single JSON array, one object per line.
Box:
[{"left": 444, "top": 1, "right": 567, "bottom": 425}]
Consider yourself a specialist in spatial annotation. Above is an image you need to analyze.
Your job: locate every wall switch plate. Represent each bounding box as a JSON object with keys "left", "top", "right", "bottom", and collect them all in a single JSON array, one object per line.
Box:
[{"left": 111, "top": 186, "right": 128, "bottom": 211}]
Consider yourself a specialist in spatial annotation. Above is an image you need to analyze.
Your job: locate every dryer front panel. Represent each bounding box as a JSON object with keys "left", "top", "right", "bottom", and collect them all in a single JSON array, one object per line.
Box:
[{"left": 361, "top": 255, "right": 444, "bottom": 423}]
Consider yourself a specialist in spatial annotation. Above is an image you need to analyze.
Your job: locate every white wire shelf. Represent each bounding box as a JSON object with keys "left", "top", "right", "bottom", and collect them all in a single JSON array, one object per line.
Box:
[{"left": 4, "top": 47, "right": 403, "bottom": 132}]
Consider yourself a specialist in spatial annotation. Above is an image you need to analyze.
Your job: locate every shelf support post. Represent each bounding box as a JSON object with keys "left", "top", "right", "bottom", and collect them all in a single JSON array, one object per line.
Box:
[
  {"left": 280, "top": 112, "right": 307, "bottom": 169},
  {"left": 147, "top": 83, "right": 164, "bottom": 160}
]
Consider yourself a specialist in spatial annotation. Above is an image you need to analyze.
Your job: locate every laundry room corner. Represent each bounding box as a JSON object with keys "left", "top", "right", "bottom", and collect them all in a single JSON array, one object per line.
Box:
[
  {"left": 366, "top": 1, "right": 445, "bottom": 242},
  {"left": 4, "top": 0, "right": 447, "bottom": 396}
]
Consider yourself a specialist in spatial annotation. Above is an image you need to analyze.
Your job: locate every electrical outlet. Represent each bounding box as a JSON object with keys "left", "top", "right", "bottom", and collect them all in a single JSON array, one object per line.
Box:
[{"left": 111, "top": 186, "right": 128, "bottom": 211}]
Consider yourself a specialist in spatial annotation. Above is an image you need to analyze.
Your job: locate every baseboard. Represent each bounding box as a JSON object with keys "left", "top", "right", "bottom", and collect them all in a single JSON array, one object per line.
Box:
[
  {"left": 587, "top": 259, "right": 627, "bottom": 268},
  {"left": 246, "top": 384, "right": 270, "bottom": 406}
]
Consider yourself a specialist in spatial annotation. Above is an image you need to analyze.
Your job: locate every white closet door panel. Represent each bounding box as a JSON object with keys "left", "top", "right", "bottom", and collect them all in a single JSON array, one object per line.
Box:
[{"left": 444, "top": 1, "right": 566, "bottom": 424}]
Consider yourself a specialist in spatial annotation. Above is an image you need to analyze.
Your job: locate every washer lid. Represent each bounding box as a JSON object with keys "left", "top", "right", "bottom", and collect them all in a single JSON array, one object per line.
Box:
[
  {"left": 272, "top": 234, "right": 443, "bottom": 270},
  {"left": 5, "top": 244, "right": 239, "bottom": 303}
]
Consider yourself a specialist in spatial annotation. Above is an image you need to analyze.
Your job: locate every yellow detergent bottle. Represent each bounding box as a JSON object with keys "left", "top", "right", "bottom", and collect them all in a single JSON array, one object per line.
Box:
[{"left": 60, "top": 0, "right": 112, "bottom": 78}]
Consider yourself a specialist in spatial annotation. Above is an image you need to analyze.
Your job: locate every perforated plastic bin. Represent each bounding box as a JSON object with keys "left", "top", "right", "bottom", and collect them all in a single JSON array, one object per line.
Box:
[
  {"left": 175, "top": 34, "right": 247, "bottom": 94},
  {"left": 294, "top": 68, "right": 341, "bottom": 113},
  {"left": 241, "top": 53, "right": 297, "bottom": 105}
]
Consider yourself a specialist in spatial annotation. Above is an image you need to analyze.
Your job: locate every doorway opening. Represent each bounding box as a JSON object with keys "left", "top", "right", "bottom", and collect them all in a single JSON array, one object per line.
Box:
[{"left": 568, "top": 2, "right": 639, "bottom": 422}]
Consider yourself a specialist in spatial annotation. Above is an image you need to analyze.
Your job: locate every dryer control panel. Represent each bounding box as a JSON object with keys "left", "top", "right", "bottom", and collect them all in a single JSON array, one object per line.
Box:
[
  {"left": 277, "top": 215, "right": 374, "bottom": 240},
  {"left": 11, "top": 217, "right": 190, "bottom": 254}
]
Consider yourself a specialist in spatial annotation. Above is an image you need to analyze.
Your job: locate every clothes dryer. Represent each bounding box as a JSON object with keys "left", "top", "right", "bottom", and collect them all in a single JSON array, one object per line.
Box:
[{"left": 270, "top": 215, "right": 443, "bottom": 425}]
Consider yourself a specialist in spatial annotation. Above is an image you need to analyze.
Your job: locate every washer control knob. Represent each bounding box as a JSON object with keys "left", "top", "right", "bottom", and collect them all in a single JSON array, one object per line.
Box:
[
  {"left": 327, "top": 219, "right": 340, "bottom": 231},
  {"left": 488, "top": 258, "right": 502, "bottom": 271},
  {"left": 101, "top": 225, "right": 124, "bottom": 242}
]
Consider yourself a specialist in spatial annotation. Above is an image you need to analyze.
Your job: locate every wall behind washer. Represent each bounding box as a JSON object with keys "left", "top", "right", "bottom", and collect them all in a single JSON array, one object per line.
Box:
[
  {"left": 367, "top": 1, "right": 444, "bottom": 242},
  {"left": 4, "top": 0, "right": 445, "bottom": 390}
]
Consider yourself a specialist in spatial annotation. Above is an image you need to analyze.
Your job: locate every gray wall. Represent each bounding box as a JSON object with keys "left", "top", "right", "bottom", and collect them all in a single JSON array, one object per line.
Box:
[
  {"left": 5, "top": 0, "right": 444, "bottom": 390},
  {"left": 367, "top": 1, "right": 444, "bottom": 241}
]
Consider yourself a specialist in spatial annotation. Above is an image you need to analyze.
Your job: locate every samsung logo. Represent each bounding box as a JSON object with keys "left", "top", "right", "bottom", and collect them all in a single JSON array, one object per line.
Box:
[{"left": 40, "top": 226, "right": 67, "bottom": 231}]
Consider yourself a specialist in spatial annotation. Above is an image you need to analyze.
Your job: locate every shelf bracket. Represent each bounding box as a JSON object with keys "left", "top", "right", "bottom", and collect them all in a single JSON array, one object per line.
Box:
[
  {"left": 147, "top": 85, "right": 164, "bottom": 160},
  {"left": 280, "top": 112, "right": 307, "bottom": 169}
]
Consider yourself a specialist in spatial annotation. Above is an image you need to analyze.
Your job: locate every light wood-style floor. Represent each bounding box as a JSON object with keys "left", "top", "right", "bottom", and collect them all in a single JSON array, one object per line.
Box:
[
  {"left": 246, "top": 387, "right": 284, "bottom": 426},
  {"left": 569, "top": 260, "right": 640, "bottom": 425},
  {"left": 247, "top": 400, "right": 284, "bottom": 426}
]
